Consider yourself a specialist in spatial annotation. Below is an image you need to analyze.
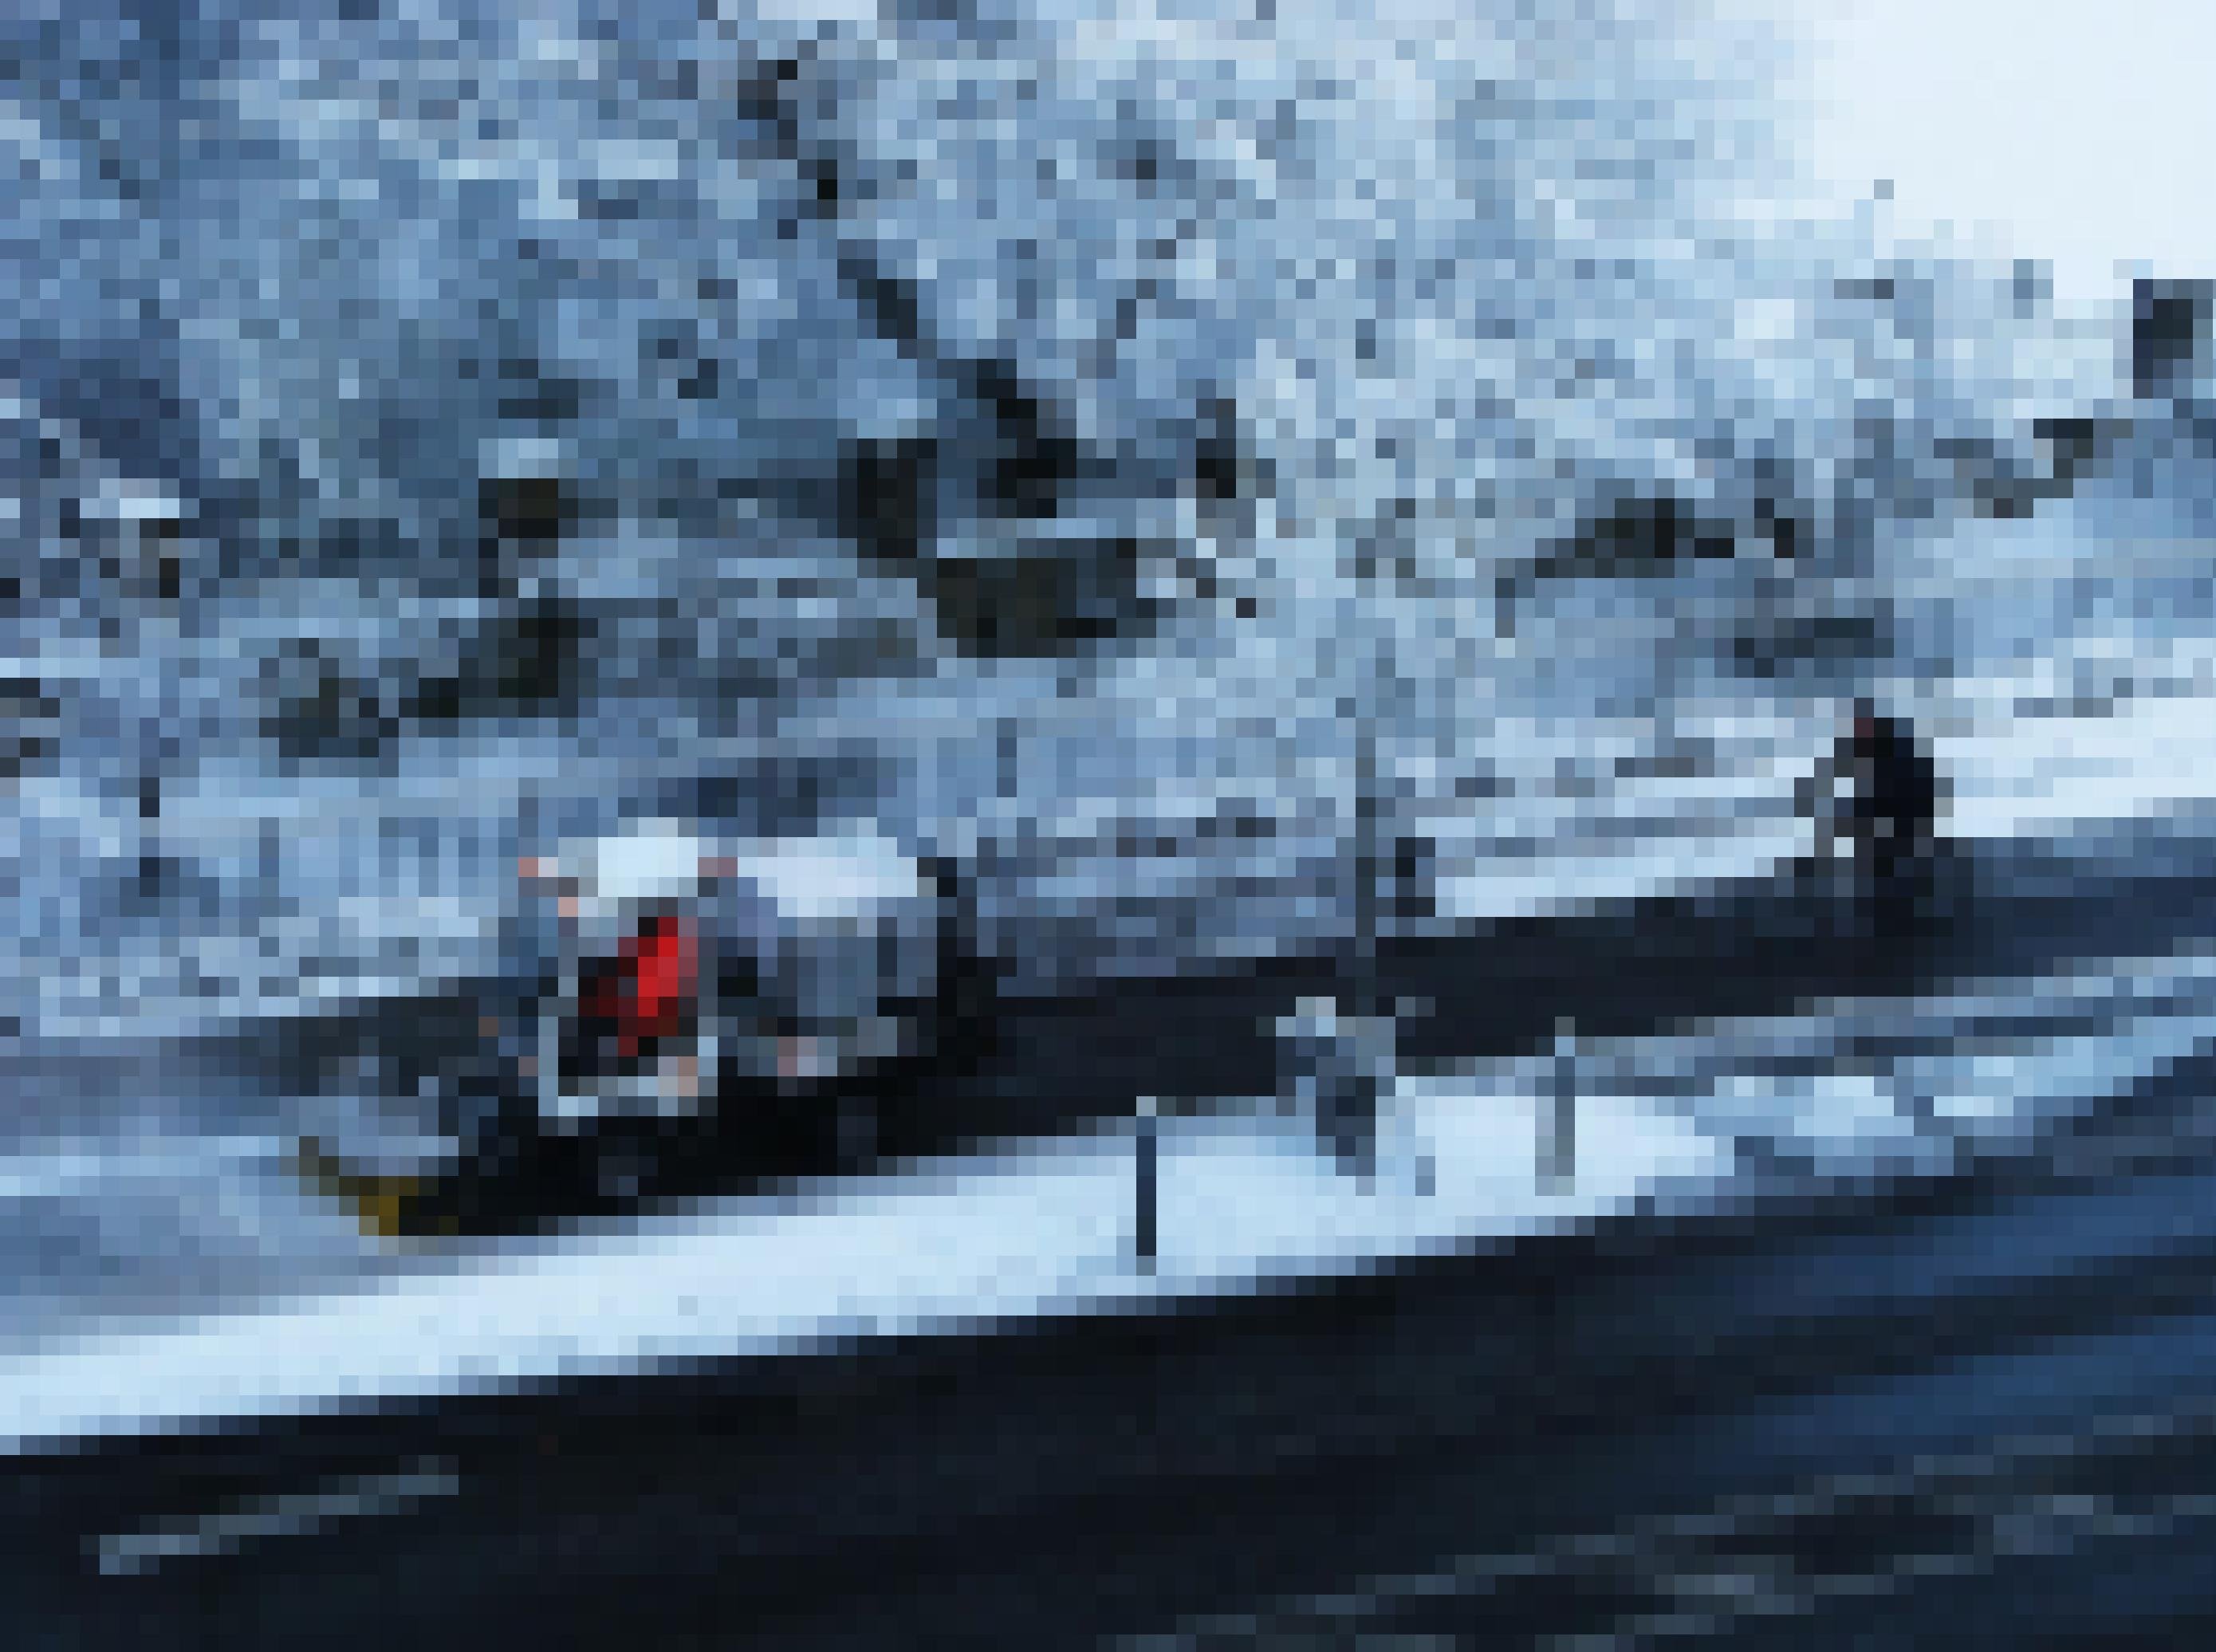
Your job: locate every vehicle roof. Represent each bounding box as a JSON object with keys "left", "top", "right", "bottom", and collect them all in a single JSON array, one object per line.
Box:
[{"left": 558, "top": 819, "right": 928, "bottom": 917}]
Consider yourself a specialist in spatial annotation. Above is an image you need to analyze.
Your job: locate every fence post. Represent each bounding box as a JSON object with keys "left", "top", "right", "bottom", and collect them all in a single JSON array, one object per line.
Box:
[
  {"left": 1136, "top": 1095, "right": 1159, "bottom": 1271},
  {"left": 1542, "top": 1017, "right": 1576, "bottom": 1192}
]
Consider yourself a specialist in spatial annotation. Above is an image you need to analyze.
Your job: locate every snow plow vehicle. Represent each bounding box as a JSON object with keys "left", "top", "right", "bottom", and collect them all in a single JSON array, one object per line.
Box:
[{"left": 301, "top": 820, "right": 979, "bottom": 1235}]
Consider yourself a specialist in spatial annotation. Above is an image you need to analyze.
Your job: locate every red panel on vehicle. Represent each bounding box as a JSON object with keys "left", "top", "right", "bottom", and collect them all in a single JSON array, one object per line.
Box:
[
  {"left": 584, "top": 914, "right": 698, "bottom": 1058},
  {"left": 628, "top": 914, "right": 695, "bottom": 1042}
]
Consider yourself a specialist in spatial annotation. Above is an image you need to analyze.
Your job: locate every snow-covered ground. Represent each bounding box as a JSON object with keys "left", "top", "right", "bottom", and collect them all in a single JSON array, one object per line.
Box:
[
  {"left": 9, "top": 908, "right": 2216, "bottom": 1449},
  {"left": 10, "top": 486, "right": 2216, "bottom": 1392},
  {"left": 0, "top": 1071, "right": 1743, "bottom": 1449},
  {"left": 8, "top": 459, "right": 2216, "bottom": 1409}
]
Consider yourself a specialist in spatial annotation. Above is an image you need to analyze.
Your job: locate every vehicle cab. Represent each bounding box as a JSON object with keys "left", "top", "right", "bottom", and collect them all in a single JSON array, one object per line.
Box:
[{"left": 507, "top": 820, "right": 947, "bottom": 1138}]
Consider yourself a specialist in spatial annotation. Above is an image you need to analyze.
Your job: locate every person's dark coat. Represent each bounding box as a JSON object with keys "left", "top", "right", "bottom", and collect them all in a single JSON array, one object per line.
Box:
[{"left": 1842, "top": 712, "right": 1939, "bottom": 874}]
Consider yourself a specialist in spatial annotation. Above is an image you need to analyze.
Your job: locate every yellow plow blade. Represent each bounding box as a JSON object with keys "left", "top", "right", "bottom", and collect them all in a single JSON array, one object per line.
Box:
[{"left": 293, "top": 1136, "right": 426, "bottom": 1241}]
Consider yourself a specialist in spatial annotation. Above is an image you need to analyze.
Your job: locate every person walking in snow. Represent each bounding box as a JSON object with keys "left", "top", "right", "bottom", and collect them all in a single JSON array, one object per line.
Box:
[{"left": 1810, "top": 698, "right": 1942, "bottom": 914}]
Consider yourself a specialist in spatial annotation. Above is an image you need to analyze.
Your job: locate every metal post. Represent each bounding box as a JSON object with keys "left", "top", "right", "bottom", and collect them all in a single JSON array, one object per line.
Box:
[
  {"left": 697, "top": 879, "right": 720, "bottom": 1118},
  {"left": 1135, "top": 1095, "right": 1159, "bottom": 1271},
  {"left": 1324, "top": 1025, "right": 1382, "bottom": 1185},
  {"left": 1330, "top": 618, "right": 1393, "bottom": 1186},
  {"left": 1352, "top": 699, "right": 1377, "bottom": 1023},
  {"left": 1542, "top": 1017, "right": 1576, "bottom": 1191},
  {"left": 539, "top": 979, "right": 562, "bottom": 1124},
  {"left": 540, "top": 876, "right": 569, "bottom": 1127}
]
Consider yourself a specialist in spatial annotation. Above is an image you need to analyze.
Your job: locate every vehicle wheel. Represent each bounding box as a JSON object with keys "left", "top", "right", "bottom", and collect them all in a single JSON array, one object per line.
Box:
[
  {"left": 738, "top": 1080, "right": 837, "bottom": 1178},
  {"left": 928, "top": 941, "right": 1002, "bottom": 1080},
  {"left": 832, "top": 1090, "right": 880, "bottom": 1174}
]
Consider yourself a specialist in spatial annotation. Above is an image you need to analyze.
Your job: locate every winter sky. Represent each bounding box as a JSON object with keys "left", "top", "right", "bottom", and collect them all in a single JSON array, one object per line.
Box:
[{"left": 1803, "top": 0, "right": 2216, "bottom": 309}]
